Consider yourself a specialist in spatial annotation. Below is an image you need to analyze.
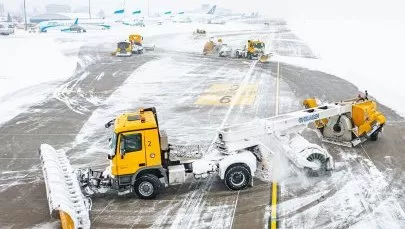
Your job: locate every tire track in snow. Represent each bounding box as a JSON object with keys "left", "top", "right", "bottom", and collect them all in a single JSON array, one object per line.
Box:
[
  {"left": 54, "top": 71, "right": 94, "bottom": 114},
  {"left": 169, "top": 176, "right": 215, "bottom": 229}
]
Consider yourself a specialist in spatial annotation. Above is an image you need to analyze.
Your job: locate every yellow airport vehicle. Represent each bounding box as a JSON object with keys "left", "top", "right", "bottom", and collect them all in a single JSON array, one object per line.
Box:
[
  {"left": 203, "top": 37, "right": 223, "bottom": 55},
  {"left": 129, "top": 34, "right": 144, "bottom": 54},
  {"left": 113, "top": 41, "right": 133, "bottom": 57},
  {"left": 193, "top": 29, "right": 207, "bottom": 39},
  {"left": 39, "top": 93, "right": 385, "bottom": 228},
  {"left": 247, "top": 40, "right": 266, "bottom": 59},
  {"left": 234, "top": 40, "right": 272, "bottom": 62}
]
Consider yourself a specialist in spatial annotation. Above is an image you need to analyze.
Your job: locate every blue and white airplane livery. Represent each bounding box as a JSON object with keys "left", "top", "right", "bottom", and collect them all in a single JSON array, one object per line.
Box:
[{"left": 38, "top": 18, "right": 111, "bottom": 33}]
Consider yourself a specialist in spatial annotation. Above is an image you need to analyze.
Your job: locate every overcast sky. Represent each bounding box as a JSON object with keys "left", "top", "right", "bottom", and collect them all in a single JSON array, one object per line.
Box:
[{"left": 1, "top": 0, "right": 404, "bottom": 20}]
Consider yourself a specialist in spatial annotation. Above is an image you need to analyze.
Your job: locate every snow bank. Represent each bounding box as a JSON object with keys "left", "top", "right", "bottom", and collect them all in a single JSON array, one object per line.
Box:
[
  {"left": 31, "top": 221, "right": 59, "bottom": 229},
  {"left": 284, "top": 19, "right": 405, "bottom": 117},
  {"left": 279, "top": 151, "right": 405, "bottom": 228},
  {"left": 0, "top": 35, "right": 78, "bottom": 125}
]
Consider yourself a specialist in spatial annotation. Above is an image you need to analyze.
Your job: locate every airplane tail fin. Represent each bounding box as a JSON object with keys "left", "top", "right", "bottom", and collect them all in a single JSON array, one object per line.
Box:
[
  {"left": 207, "top": 5, "right": 216, "bottom": 15},
  {"left": 74, "top": 18, "right": 78, "bottom": 25}
]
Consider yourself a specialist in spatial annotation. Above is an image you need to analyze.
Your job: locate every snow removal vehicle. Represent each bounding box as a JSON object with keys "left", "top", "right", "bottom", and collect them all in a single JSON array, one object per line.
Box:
[
  {"left": 113, "top": 34, "right": 154, "bottom": 57},
  {"left": 39, "top": 94, "right": 385, "bottom": 228},
  {"left": 203, "top": 37, "right": 224, "bottom": 55},
  {"left": 128, "top": 34, "right": 144, "bottom": 54},
  {"left": 218, "top": 44, "right": 233, "bottom": 57},
  {"left": 193, "top": 29, "right": 206, "bottom": 39},
  {"left": 302, "top": 91, "right": 385, "bottom": 146},
  {"left": 113, "top": 41, "right": 132, "bottom": 57},
  {"left": 234, "top": 40, "right": 271, "bottom": 62}
]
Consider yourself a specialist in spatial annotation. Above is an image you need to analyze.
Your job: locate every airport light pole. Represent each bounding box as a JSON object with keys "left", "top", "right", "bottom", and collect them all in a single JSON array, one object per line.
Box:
[
  {"left": 23, "top": 0, "right": 27, "bottom": 31},
  {"left": 88, "top": 0, "right": 91, "bottom": 19}
]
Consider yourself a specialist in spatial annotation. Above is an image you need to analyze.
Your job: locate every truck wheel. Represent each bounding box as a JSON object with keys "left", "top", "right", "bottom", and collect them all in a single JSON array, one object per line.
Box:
[
  {"left": 134, "top": 174, "right": 161, "bottom": 199},
  {"left": 370, "top": 130, "right": 379, "bottom": 141},
  {"left": 224, "top": 164, "right": 251, "bottom": 191}
]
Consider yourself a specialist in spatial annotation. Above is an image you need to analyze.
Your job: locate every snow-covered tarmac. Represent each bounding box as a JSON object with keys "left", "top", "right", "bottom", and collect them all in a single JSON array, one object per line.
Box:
[{"left": 0, "top": 20, "right": 404, "bottom": 228}]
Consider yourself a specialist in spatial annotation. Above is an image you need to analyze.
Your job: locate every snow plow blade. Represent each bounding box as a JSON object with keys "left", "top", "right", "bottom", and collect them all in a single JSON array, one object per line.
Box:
[
  {"left": 259, "top": 53, "right": 272, "bottom": 63},
  {"left": 39, "top": 144, "right": 91, "bottom": 229}
]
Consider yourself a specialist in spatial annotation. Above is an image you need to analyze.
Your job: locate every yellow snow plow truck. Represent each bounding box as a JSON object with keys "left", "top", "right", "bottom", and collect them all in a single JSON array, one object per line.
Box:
[
  {"left": 39, "top": 93, "right": 385, "bottom": 228},
  {"left": 128, "top": 34, "right": 144, "bottom": 54},
  {"left": 112, "top": 34, "right": 146, "bottom": 57},
  {"left": 113, "top": 41, "right": 133, "bottom": 57},
  {"left": 247, "top": 40, "right": 265, "bottom": 59},
  {"left": 234, "top": 40, "right": 271, "bottom": 62}
]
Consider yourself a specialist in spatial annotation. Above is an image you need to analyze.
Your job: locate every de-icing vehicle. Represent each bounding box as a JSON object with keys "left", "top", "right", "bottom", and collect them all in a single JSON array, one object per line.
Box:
[{"left": 39, "top": 93, "right": 385, "bottom": 228}]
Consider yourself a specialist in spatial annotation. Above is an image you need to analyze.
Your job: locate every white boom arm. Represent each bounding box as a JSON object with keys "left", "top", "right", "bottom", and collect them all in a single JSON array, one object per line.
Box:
[{"left": 217, "top": 103, "right": 351, "bottom": 152}]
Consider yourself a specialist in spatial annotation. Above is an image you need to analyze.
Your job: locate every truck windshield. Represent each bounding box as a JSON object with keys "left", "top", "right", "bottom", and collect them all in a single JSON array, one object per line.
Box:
[
  {"left": 109, "top": 133, "right": 117, "bottom": 155},
  {"left": 118, "top": 42, "right": 129, "bottom": 49},
  {"left": 255, "top": 43, "right": 263, "bottom": 49}
]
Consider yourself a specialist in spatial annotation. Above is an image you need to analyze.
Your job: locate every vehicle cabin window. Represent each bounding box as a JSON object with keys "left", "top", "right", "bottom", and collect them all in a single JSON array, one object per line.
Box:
[
  {"left": 124, "top": 133, "right": 142, "bottom": 152},
  {"left": 118, "top": 42, "right": 129, "bottom": 49}
]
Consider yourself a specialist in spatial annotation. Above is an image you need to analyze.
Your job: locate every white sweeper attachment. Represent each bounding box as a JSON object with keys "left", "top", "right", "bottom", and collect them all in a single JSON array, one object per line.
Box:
[
  {"left": 39, "top": 144, "right": 91, "bottom": 229},
  {"left": 281, "top": 134, "right": 334, "bottom": 174}
]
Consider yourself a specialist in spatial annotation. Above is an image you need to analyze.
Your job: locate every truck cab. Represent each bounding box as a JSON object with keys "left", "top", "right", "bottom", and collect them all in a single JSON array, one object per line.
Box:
[
  {"left": 129, "top": 34, "right": 144, "bottom": 54},
  {"left": 103, "top": 107, "right": 257, "bottom": 199},
  {"left": 105, "top": 108, "right": 167, "bottom": 198},
  {"left": 115, "top": 41, "right": 132, "bottom": 57},
  {"left": 247, "top": 40, "right": 265, "bottom": 59}
]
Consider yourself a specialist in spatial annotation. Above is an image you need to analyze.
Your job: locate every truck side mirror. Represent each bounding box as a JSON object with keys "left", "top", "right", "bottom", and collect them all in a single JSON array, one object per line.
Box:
[{"left": 120, "top": 136, "right": 127, "bottom": 159}]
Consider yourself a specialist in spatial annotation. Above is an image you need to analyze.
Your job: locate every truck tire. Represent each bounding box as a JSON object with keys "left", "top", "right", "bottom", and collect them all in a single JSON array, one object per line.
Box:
[
  {"left": 370, "top": 130, "right": 379, "bottom": 141},
  {"left": 134, "top": 174, "right": 161, "bottom": 199},
  {"left": 224, "top": 164, "right": 251, "bottom": 191}
]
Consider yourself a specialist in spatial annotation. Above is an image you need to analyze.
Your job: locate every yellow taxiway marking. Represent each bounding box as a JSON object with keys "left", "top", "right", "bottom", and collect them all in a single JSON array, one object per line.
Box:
[
  {"left": 195, "top": 83, "right": 258, "bottom": 106},
  {"left": 270, "top": 182, "right": 278, "bottom": 229},
  {"left": 270, "top": 62, "right": 281, "bottom": 229}
]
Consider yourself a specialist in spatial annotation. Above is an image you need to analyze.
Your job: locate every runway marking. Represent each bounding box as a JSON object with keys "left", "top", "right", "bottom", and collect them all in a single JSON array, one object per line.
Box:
[
  {"left": 195, "top": 83, "right": 258, "bottom": 106},
  {"left": 270, "top": 61, "right": 280, "bottom": 229},
  {"left": 360, "top": 144, "right": 372, "bottom": 161},
  {"left": 270, "top": 182, "right": 278, "bottom": 229},
  {"left": 229, "top": 190, "right": 240, "bottom": 229},
  {"left": 275, "top": 62, "right": 280, "bottom": 115}
]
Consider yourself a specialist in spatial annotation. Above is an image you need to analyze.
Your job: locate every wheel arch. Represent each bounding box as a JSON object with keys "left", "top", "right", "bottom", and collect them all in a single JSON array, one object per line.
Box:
[
  {"left": 218, "top": 151, "right": 257, "bottom": 180},
  {"left": 132, "top": 166, "right": 168, "bottom": 187}
]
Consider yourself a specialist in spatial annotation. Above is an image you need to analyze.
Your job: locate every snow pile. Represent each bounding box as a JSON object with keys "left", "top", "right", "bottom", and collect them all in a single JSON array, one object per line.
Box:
[
  {"left": 280, "top": 151, "right": 405, "bottom": 228},
  {"left": 0, "top": 35, "right": 78, "bottom": 124},
  {"left": 31, "top": 221, "right": 60, "bottom": 229},
  {"left": 283, "top": 19, "right": 405, "bottom": 117}
]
